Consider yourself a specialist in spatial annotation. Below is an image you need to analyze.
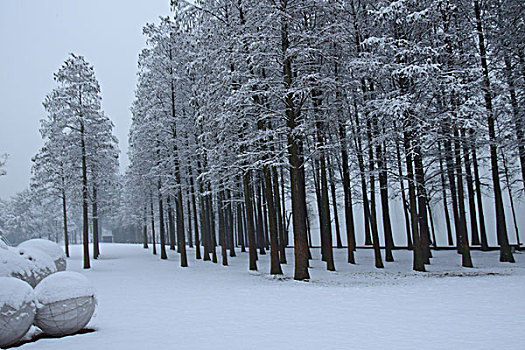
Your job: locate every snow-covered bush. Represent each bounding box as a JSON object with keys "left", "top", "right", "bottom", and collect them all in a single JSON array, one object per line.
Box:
[
  {"left": 13, "top": 247, "right": 57, "bottom": 287},
  {"left": 0, "top": 248, "right": 35, "bottom": 287},
  {"left": 0, "top": 277, "right": 36, "bottom": 348},
  {"left": 34, "top": 272, "right": 96, "bottom": 337},
  {"left": 18, "top": 239, "right": 66, "bottom": 271}
]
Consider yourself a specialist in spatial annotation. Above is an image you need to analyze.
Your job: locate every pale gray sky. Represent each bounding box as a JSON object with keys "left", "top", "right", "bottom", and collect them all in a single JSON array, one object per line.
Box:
[{"left": 0, "top": 0, "right": 170, "bottom": 199}]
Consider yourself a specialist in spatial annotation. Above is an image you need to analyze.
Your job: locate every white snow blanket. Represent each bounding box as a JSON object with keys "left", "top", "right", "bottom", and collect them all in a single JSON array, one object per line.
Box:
[
  {"left": 0, "top": 248, "right": 35, "bottom": 287},
  {"left": 14, "top": 247, "right": 57, "bottom": 287},
  {"left": 0, "top": 277, "right": 36, "bottom": 348},
  {"left": 18, "top": 239, "right": 67, "bottom": 271},
  {"left": 34, "top": 272, "right": 96, "bottom": 337}
]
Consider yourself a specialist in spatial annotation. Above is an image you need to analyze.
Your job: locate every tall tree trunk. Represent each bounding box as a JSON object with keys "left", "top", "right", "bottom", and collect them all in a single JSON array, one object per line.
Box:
[
  {"left": 187, "top": 193, "right": 193, "bottom": 248},
  {"left": 80, "top": 121, "right": 90, "bottom": 269},
  {"left": 444, "top": 138, "right": 462, "bottom": 253},
  {"left": 328, "top": 160, "right": 343, "bottom": 249},
  {"left": 338, "top": 122, "right": 356, "bottom": 263},
  {"left": 474, "top": 0, "right": 514, "bottom": 263},
  {"left": 263, "top": 166, "right": 283, "bottom": 275},
  {"left": 404, "top": 128, "right": 425, "bottom": 272},
  {"left": 438, "top": 142, "right": 454, "bottom": 246},
  {"left": 395, "top": 137, "right": 412, "bottom": 250},
  {"left": 243, "top": 172, "right": 258, "bottom": 271},
  {"left": 377, "top": 138, "right": 394, "bottom": 262},
  {"left": 273, "top": 168, "right": 287, "bottom": 263},
  {"left": 157, "top": 182, "right": 168, "bottom": 260},
  {"left": 237, "top": 202, "right": 246, "bottom": 253},
  {"left": 414, "top": 145, "right": 431, "bottom": 263},
  {"left": 190, "top": 173, "right": 201, "bottom": 259},
  {"left": 501, "top": 152, "right": 521, "bottom": 250},
  {"left": 281, "top": 2, "right": 309, "bottom": 280},
  {"left": 142, "top": 206, "right": 148, "bottom": 249},
  {"left": 150, "top": 192, "right": 157, "bottom": 256},
  {"left": 454, "top": 128, "right": 472, "bottom": 268},
  {"left": 92, "top": 186, "right": 100, "bottom": 260},
  {"left": 471, "top": 132, "right": 489, "bottom": 250},
  {"left": 462, "top": 129, "right": 480, "bottom": 246},
  {"left": 255, "top": 179, "right": 266, "bottom": 255},
  {"left": 61, "top": 189, "right": 70, "bottom": 258},
  {"left": 218, "top": 191, "right": 228, "bottom": 266},
  {"left": 167, "top": 196, "right": 176, "bottom": 250}
]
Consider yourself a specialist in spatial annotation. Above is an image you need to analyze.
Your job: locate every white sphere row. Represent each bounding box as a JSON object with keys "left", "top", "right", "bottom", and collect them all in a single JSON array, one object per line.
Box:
[{"left": 0, "top": 239, "right": 96, "bottom": 347}]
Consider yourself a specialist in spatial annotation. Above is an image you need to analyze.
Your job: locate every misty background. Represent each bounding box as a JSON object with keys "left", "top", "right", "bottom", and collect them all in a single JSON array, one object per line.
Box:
[{"left": 0, "top": 0, "right": 169, "bottom": 199}]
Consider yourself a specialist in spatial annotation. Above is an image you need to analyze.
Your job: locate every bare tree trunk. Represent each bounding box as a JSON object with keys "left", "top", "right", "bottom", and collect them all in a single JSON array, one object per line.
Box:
[
  {"left": 61, "top": 189, "right": 69, "bottom": 258},
  {"left": 438, "top": 142, "right": 454, "bottom": 246},
  {"left": 92, "top": 186, "right": 100, "bottom": 260},
  {"left": 273, "top": 168, "right": 287, "bottom": 263},
  {"left": 243, "top": 172, "right": 258, "bottom": 271},
  {"left": 142, "top": 205, "right": 148, "bottom": 249},
  {"left": 150, "top": 192, "right": 157, "bottom": 256},
  {"left": 395, "top": 137, "right": 412, "bottom": 250},
  {"left": 404, "top": 128, "right": 425, "bottom": 272},
  {"left": 471, "top": 132, "right": 489, "bottom": 251},
  {"left": 167, "top": 196, "right": 176, "bottom": 250},
  {"left": 80, "top": 121, "right": 90, "bottom": 269},
  {"left": 157, "top": 182, "right": 168, "bottom": 260}
]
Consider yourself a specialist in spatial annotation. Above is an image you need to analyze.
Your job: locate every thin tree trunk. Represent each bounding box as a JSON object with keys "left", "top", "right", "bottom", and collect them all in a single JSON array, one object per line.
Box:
[
  {"left": 438, "top": 142, "right": 454, "bottom": 246},
  {"left": 92, "top": 186, "right": 100, "bottom": 260},
  {"left": 61, "top": 189, "right": 70, "bottom": 258},
  {"left": 404, "top": 128, "right": 425, "bottom": 272},
  {"left": 474, "top": 0, "right": 514, "bottom": 263},
  {"left": 273, "top": 168, "right": 287, "bottom": 263},
  {"left": 338, "top": 121, "right": 356, "bottom": 263},
  {"left": 218, "top": 191, "right": 228, "bottom": 266},
  {"left": 264, "top": 166, "right": 283, "bottom": 275},
  {"left": 150, "top": 192, "right": 157, "bottom": 256},
  {"left": 328, "top": 160, "right": 343, "bottom": 249},
  {"left": 471, "top": 131, "right": 489, "bottom": 251},
  {"left": 80, "top": 121, "right": 90, "bottom": 269},
  {"left": 243, "top": 172, "right": 257, "bottom": 270},
  {"left": 167, "top": 196, "right": 176, "bottom": 250},
  {"left": 462, "top": 129, "right": 480, "bottom": 246},
  {"left": 157, "top": 182, "right": 168, "bottom": 260},
  {"left": 395, "top": 137, "right": 412, "bottom": 250}
]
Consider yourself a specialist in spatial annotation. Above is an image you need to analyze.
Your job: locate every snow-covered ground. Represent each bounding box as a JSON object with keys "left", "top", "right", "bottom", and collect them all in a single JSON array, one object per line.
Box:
[{"left": 15, "top": 243, "right": 525, "bottom": 350}]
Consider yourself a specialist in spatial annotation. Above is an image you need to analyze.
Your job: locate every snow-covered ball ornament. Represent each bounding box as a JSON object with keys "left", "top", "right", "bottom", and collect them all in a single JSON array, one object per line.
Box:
[
  {"left": 0, "top": 277, "right": 36, "bottom": 348},
  {"left": 18, "top": 239, "right": 67, "bottom": 271},
  {"left": 34, "top": 272, "right": 96, "bottom": 337},
  {"left": 0, "top": 248, "right": 35, "bottom": 287},
  {"left": 14, "top": 247, "right": 58, "bottom": 287}
]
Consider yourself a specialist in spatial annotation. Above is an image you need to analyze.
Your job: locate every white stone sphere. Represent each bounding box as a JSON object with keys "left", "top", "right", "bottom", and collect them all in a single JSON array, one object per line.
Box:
[
  {"left": 18, "top": 239, "right": 67, "bottom": 271},
  {"left": 13, "top": 247, "right": 58, "bottom": 287},
  {"left": 34, "top": 272, "right": 96, "bottom": 337},
  {"left": 0, "top": 277, "right": 36, "bottom": 348},
  {"left": 0, "top": 248, "right": 35, "bottom": 287}
]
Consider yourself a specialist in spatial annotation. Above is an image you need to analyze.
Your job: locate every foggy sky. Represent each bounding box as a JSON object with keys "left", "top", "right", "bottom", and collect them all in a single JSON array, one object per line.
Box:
[{"left": 0, "top": 0, "right": 170, "bottom": 199}]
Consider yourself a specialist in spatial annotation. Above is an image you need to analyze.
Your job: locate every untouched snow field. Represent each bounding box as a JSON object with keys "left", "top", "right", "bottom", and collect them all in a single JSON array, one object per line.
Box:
[{"left": 15, "top": 243, "right": 525, "bottom": 350}]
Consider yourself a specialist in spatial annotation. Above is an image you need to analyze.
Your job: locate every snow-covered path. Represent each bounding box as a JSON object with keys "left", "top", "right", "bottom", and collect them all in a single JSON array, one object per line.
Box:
[{"left": 17, "top": 244, "right": 525, "bottom": 350}]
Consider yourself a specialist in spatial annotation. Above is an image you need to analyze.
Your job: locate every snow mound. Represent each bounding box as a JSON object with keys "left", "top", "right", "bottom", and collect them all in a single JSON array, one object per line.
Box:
[
  {"left": 13, "top": 247, "right": 58, "bottom": 287},
  {"left": 0, "top": 277, "right": 36, "bottom": 348},
  {"left": 18, "top": 239, "right": 67, "bottom": 271},
  {"left": 34, "top": 272, "right": 96, "bottom": 337},
  {"left": 0, "top": 248, "right": 35, "bottom": 287}
]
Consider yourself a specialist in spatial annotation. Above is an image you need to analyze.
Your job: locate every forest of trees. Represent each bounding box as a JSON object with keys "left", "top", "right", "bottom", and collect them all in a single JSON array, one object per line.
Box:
[{"left": 1, "top": 0, "right": 524, "bottom": 281}]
